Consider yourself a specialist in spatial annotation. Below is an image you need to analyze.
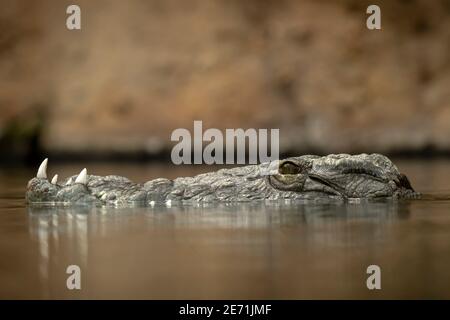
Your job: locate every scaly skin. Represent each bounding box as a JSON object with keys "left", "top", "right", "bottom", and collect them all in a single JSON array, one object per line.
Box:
[{"left": 26, "top": 154, "right": 418, "bottom": 205}]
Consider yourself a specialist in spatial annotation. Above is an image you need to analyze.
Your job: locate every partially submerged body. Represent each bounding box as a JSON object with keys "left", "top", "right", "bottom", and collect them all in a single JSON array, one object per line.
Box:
[{"left": 26, "top": 154, "right": 418, "bottom": 206}]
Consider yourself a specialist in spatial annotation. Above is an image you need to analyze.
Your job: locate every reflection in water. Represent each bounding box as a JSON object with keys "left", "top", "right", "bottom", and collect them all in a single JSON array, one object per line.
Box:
[
  {"left": 1, "top": 160, "right": 450, "bottom": 299},
  {"left": 24, "top": 200, "right": 413, "bottom": 299},
  {"left": 27, "top": 199, "right": 412, "bottom": 229},
  {"left": 28, "top": 206, "right": 90, "bottom": 298}
]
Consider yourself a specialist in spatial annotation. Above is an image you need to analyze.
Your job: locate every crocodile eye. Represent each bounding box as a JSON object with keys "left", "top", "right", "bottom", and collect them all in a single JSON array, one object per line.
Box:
[{"left": 279, "top": 162, "right": 302, "bottom": 175}]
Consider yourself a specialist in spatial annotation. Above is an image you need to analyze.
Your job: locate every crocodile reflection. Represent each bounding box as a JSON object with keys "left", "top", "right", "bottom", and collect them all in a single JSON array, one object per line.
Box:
[{"left": 27, "top": 200, "right": 411, "bottom": 229}]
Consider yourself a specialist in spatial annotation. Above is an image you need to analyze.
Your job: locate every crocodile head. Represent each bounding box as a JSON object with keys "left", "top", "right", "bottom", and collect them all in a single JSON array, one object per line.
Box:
[
  {"left": 268, "top": 154, "right": 416, "bottom": 198},
  {"left": 26, "top": 154, "right": 418, "bottom": 205}
]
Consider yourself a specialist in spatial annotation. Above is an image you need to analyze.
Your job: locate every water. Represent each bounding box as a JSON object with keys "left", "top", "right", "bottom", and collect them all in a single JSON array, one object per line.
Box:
[{"left": 1, "top": 159, "right": 450, "bottom": 299}]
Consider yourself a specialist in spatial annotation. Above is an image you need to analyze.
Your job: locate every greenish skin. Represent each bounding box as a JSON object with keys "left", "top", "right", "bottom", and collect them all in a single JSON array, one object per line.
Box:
[{"left": 26, "top": 154, "right": 418, "bottom": 205}]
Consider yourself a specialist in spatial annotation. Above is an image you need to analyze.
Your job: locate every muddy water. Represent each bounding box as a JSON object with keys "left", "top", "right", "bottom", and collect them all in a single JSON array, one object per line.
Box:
[{"left": 0, "top": 160, "right": 450, "bottom": 299}]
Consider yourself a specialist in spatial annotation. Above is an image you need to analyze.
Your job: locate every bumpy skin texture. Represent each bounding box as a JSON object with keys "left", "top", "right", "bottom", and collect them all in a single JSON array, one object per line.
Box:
[{"left": 26, "top": 154, "right": 418, "bottom": 205}]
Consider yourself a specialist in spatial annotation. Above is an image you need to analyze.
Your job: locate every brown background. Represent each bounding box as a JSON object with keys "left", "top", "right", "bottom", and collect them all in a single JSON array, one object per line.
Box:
[{"left": 1, "top": 0, "right": 449, "bottom": 162}]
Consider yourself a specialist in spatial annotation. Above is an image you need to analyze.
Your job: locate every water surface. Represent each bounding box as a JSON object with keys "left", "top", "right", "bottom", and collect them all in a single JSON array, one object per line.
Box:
[{"left": 1, "top": 159, "right": 450, "bottom": 299}]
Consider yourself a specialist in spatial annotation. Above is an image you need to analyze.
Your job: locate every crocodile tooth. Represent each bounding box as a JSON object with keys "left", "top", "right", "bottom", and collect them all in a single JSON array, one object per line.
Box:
[
  {"left": 66, "top": 177, "right": 73, "bottom": 185},
  {"left": 51, "top": 174, "right": 58, "bottom": 184},
  {"left": 75, "top": 168, "right": 87, "bottom": 185},
  {"left": 36, "top": 158, "right": 48, "bottom": 179}
]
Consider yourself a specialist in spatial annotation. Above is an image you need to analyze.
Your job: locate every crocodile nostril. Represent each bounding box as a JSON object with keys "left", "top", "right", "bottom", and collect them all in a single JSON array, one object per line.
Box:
[{"left": 397, "top": 173, "right": 415, "bottom": 191}]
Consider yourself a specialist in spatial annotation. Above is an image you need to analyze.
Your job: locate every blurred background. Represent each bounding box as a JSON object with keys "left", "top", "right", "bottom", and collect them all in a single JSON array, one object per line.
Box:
[
  {"left": 1, "top": 0, "right": 449, "bottom": 165},
  {"left": 2, "top": 0, "right": 450, "bottom": 300}
]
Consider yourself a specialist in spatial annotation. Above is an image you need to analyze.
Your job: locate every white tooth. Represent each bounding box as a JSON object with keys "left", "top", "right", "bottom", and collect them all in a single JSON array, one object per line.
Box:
[
  {"left": 66, "top": 177, "right": 73, "bottom": 185},
  {"left": 36, "top": 158, "right": 48, "bottom": 179},
  {"left": 75, "top": 168, "right": 87, "bottom": 185},
  {"left": 51, "top": 174, "right": 58, "bottom": 184}
]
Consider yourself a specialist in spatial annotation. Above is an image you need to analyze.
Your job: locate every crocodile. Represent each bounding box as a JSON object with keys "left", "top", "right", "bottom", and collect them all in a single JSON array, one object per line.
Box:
[{"left": 25, "top": 154, "right": 418, "bottom": 205}]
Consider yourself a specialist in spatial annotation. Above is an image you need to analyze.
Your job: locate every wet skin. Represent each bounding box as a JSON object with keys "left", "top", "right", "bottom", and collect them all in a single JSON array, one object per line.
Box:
[{"left": 26, "top": 154, "right": 418, "bottom": 205}]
